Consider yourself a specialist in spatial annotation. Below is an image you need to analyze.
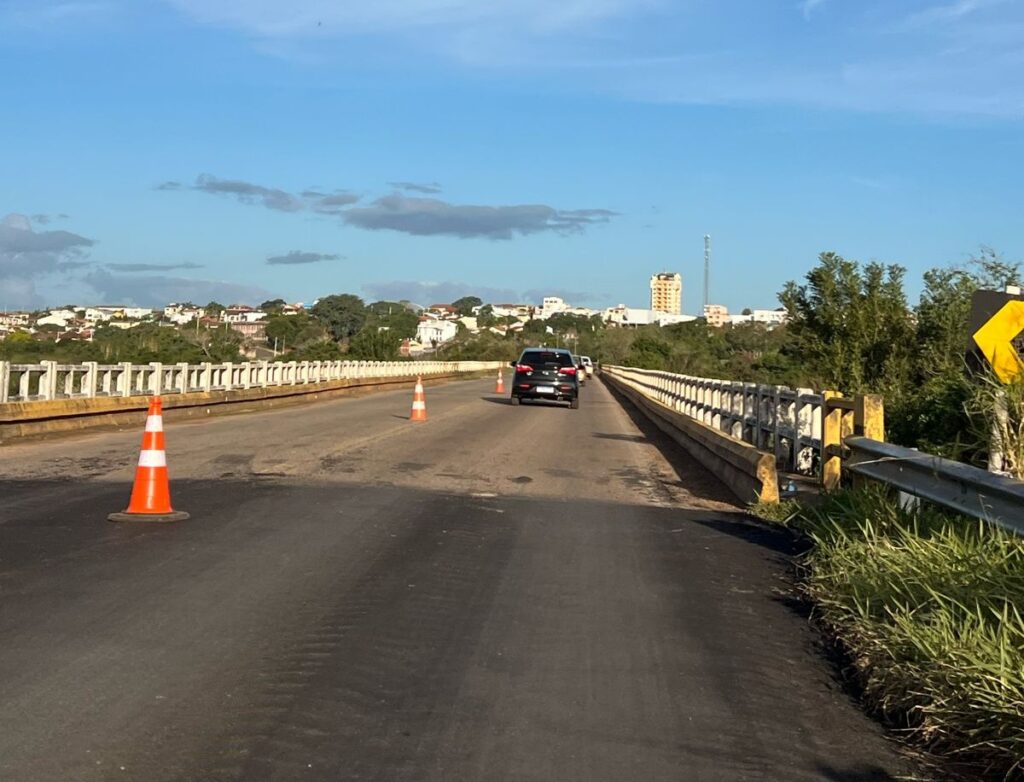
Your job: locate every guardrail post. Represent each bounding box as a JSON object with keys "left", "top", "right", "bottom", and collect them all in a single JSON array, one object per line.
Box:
[
  {"left": 822, "top": 390, "right": 843, "bottom": 492},
  {"left": 855, "top": 394, "right": 885, "bottom": 441},
  {"left": 852, "top": 394, "right": 885, "bottom": 489},
  {"left": 0, "top": 361, "right": 9, "bottom": 403},
  {"left": 223, "top": 362, "right": 234, "bottom": 391}
]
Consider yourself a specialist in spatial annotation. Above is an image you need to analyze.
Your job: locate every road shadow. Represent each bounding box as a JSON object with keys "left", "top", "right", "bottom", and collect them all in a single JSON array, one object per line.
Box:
[
  {"left": 592, "top": 432, "right": 647, "bottom": 443},
  {"left": 481, "top": 396, "right": 572, "bottom": 409},
  {"left": 815, "top": 763, "right": 902, "bottom": 782},
  {"left": 690, "top": 515, "right": 806, "bottom": 558},
  {"left": 600, "top": 378, "right": 739, "bottom": 508}
]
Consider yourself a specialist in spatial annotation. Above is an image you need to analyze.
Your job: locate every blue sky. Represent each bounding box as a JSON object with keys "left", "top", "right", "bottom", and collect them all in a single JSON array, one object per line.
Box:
[{"left": 1, "top": 0, "right": 1022, "bottom": 313}]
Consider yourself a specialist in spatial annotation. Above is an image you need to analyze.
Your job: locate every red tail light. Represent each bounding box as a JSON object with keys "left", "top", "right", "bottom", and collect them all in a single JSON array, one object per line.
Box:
[
  {"left": 515, "top": 364, "right": 534, "bottom": 374},
  {"left": 558, "top": 367, "right": 577, "bottom": 376}
]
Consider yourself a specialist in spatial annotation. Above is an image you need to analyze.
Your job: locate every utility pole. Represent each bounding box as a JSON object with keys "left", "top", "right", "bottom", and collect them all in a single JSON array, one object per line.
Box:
[{"left": 703, "top": 234, "right": 711, "bottom": 311}]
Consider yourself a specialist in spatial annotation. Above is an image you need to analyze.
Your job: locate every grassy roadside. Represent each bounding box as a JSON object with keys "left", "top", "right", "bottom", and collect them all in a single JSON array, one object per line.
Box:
[{"left": 752, "top": 487, "right": 1024, "bottom": 778}]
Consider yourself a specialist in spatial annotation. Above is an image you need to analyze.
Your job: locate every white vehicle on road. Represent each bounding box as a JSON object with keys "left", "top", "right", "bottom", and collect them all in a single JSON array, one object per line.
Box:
[{"left": 580, "top": 356, "right": 595, "bottom": 378}]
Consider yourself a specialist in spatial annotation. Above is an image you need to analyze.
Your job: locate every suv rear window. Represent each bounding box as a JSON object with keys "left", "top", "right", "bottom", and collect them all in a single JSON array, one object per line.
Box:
[{"left": 519, "top": 350, "right": 573, "bottom": 369}]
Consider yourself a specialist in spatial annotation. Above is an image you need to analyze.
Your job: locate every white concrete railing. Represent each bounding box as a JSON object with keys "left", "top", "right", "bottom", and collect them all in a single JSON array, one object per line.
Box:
[
  {"left": 0, "top": 360, "right": 502, "bottom": 405},
  {"left": 603, "top": 365, "right": 823, "bottom": 476}
]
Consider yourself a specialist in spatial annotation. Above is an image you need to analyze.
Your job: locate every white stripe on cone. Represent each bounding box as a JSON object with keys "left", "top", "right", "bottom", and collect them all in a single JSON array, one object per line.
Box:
[
  {"left": 138, "top": 449, "right": 167, "bottom": 468},
  {"left": 145, "top": 415, "right": 164, "bottom": 432},
  {"left": 411, "top": 401, "right": 426, "bottom": 410}
]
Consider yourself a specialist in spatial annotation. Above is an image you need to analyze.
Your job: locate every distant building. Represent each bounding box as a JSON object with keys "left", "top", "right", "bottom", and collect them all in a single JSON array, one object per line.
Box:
[
  {"left": 416, "top": 319, "right": 458, "bottom": 346},
  {"left": 162, "top": 303, "right": 205, "bottom": 325},
  {"left": 36, "top": 309, "right": 77, "bottom": 328},
  {"left": 0, "top": 312, "right": 30, "bottom": 329},
  {"left": 728, "top": 308, "right": 788, "bottom": 327},
  {"left": 491, "top": 304, "right": 533, "bottom": 320},
  {"left": 650, "top": 272, "right": 682, "bottom": 315},
  {"left": 228, "top": 321, "right": 267, "bottom": 340},
  {"left": 536, "top": 296, "right": 570, "bottom": 319},
  {"left": 224, "top": 306, "right": 267, "bottom": 324},
  {"left": 703, "top": 304, "right": 729, "bottom": 328},
  {"left": 426, "top": 304, "right": 459, "bottom": 319},
  {"left": 604, "top": 305, "right": 697, "bottom": 328}
]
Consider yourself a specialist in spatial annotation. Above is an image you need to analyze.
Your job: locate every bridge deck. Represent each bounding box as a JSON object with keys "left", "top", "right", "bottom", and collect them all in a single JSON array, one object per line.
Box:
[{"left": 0, "top": 378, "right": 918, "bottom": 781}]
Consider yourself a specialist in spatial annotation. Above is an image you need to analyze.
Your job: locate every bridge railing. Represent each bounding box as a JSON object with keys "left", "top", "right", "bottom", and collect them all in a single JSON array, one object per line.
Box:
[
  {"left": 0, "top": 359, "right": 501, "bottom": 404},
  {"left": 602, "top": 365, "right": 843, "bottom": 477},
  {"left": 603, "top": 364, "right": 1024, "bottom": 531}
]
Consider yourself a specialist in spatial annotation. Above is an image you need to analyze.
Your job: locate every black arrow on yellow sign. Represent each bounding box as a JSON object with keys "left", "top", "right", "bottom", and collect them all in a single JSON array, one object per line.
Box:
[{"left": 971, "top": 297, "right": 1024, "bottom": 383}]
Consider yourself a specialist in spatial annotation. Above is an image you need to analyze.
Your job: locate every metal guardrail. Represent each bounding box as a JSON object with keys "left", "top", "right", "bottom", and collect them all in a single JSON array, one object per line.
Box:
[
  {"left": 846, "top": 437, "right": 1024, "bottom": 534},
  {"left": 604, "top": 364, "right": 1024, "bottom": 531},
  {"left": 0, "top": 359, "right": 502, "bottom": 404}
]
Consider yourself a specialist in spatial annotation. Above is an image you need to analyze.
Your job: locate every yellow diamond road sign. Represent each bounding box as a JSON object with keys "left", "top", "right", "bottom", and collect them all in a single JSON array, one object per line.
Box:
[{"left": 972, "top": 300, "right": 1024, "bottom": 383}]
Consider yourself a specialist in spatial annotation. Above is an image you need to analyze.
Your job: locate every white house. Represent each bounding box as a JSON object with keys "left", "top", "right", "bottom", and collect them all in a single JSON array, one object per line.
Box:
[
  {"left": 36, "top": 309, "right": 77, "bottom": 328},
  {"left": 728, "top": 308, "right": 788, "bottom": 327},
  {"left": 491, "top": 303, "right": 533, "bottom": 320},
  {"left": 224, "top": 306, "right": 266, "bottom": 324},
  {"left": 536, "top": 296, "right": 570, "bottom": 319},
  {"left": 416, "top": 319, "right": 459, "bottom": 346},
  {"left": 83, "top": 307, "right": 114, "bottom": 323}
]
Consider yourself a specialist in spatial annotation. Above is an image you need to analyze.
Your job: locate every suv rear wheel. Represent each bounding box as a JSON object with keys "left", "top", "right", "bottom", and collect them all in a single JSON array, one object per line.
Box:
[{"left": 570, "top": 397, "right": 579, "bottom": 410}]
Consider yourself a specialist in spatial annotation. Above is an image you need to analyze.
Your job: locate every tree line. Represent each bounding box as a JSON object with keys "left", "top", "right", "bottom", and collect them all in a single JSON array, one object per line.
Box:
[{"left": 4, "top": 251, "right": 1015, "bottom": 457}]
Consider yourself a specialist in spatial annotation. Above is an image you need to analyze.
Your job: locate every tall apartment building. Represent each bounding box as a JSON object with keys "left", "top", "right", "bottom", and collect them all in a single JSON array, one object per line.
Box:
[{"left": 650, "top": 272, "right": 682, "bottom": 314}]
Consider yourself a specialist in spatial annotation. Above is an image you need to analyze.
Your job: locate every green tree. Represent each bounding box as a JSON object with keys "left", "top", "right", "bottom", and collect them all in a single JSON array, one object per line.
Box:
[
  {"left": 893, "top": 248, "right": 1023, "bottom": 454},
  {"left": 779, "top": 252, "right": 915, "bottom": 394},
  {"left": 476, "top": 304, "right": 496, "bottom": 328},
  {"left": 311, "top": 294, "right": 367, "bottom": 341},
  {"left": 265, "top": 312, "right": 325, "bottom": 351},
  {"left": 205, "top": 301, "right": 225, "bottom": 316},
  {"left": 348, "top": 326, "right": 402, "bottom": 360},
  {"left": 364, "top": 301, "right": 419, "bottom": 339},
  {"left": 260, "top": 298, "right": 287, "bottom": 313},
  {"left": 451, "top": 296, "right": 482, "bottom": 316}
]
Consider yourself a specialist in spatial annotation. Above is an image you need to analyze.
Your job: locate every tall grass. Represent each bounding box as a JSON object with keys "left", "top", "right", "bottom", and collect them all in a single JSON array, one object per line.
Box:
[{"left": 795, "top": 486, "right": 1024, "bottom": 776}]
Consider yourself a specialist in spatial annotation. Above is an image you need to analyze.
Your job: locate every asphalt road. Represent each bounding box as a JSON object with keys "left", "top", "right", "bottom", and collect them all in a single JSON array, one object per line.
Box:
[{"left": 0, "top": 377, "right": 921, "bottom": 781}]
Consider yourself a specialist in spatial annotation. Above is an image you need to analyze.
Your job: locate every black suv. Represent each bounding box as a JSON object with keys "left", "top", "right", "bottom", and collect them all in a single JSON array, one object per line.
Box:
[{"left": 509, "top": 348, "right": 580, "bottom": 408}]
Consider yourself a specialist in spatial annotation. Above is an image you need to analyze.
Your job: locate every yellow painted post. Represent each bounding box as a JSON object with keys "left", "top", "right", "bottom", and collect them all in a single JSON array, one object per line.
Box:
[
  {"left": 852, "top": 394, "right": 885, "bottom": 490},
  {"left": 855, "top": 394, "right": 885, "bottom": 442},
  {"left": 822, "top": 390, "right": 843, "bottom": 492}
]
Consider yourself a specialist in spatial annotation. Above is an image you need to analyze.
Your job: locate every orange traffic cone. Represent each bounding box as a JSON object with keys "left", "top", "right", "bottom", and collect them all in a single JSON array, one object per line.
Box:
[
  {"left": 108, "top": 396, "right": 190, "bottom": 523},
  {"left": 495, "top": 368, "right": 505, "bottom": 394},
  {"left": 410, "top": 376, "right": 428, "bottom": 422}
]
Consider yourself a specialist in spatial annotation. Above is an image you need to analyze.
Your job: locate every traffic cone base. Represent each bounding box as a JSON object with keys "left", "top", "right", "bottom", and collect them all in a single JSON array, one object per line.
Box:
[
  {"left": 495, "top": 369, "right": 505, "bottom": 394},
  {"left": 410, "top": 376, "right": 428, "bottom": 422},
  {"left": 108, "top": 510, "right": 190, "bottom": 523},
  {"left": 108, "top": 396, "right": 189, "bottom": 523}
]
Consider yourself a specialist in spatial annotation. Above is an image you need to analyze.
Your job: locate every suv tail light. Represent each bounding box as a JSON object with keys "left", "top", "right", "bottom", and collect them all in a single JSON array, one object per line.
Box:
[
  {"left": 558, "top": 367, "right": 577, "bottom": 376},
  {"left": 515, "top": 364, "right": 534, "bottom": 374}
]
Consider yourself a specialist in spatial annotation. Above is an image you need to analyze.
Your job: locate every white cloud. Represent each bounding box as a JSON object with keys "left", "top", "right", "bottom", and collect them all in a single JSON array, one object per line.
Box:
[{"left": 0, "top": 213, "right": 95, "bottom": 308}]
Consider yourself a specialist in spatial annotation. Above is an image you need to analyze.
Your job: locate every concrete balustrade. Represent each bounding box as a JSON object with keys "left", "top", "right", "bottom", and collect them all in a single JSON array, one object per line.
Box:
[
  {"left": 0, "top": 359, "right": 498, "bottom": 405},
  {"left": 603, "top": 365, "right": 823, "bottom": 477}
]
